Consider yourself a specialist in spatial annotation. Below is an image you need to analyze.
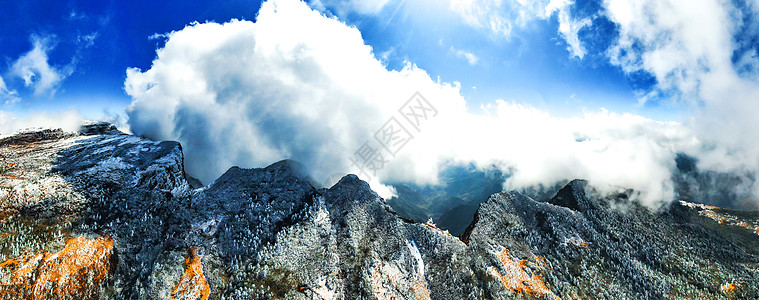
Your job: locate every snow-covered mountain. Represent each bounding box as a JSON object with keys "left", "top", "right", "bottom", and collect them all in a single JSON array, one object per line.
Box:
[{"left": 0, "top": 124, "right": 756, "bottom": 299}]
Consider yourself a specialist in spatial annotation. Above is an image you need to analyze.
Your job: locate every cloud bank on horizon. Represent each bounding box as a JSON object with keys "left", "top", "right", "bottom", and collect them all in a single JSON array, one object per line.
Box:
[{"left": 120, "top": 0, "right": 759, "bottom": 209}]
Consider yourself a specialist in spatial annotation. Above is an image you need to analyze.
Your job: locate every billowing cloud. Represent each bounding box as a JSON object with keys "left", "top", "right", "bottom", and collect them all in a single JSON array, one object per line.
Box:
[
  {"left": 125, "top": 0, "right": 706, "bottom": 207},
  {"left": 603, "top": 0, "right": 759, "bottom": 203},
  {"left": 603, "top": 0, "right": 733, "bottom": 98},
  {"left": 10, "top": 35, "right": 72, "bottom": 97}
]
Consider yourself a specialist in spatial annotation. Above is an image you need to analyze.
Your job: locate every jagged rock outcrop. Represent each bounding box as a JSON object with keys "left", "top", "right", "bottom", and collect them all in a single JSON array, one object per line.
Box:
[
  {"left": 77, "top": 122, "right": 121, "bottom": 136},
  {"left": 465, "top": 181, "right": 759, "bottom": 299},
  {"left": 0, "top": 128, "right": 76, "bottom": 147},
  {"left": 0, "top": 126, "right": 757, "bottom": 299}
]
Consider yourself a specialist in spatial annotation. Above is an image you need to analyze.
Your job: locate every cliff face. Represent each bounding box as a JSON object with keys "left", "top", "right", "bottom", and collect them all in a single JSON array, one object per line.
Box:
[{"left": 0, "top": 126, "right": 757, "bottom": 299}]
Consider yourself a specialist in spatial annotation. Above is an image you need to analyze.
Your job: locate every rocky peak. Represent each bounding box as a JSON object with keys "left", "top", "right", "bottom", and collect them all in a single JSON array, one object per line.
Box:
[
  {"left": 52, "top": 134, "right": 188, "bottom": 195},
  {"left": 324, "top": 174, "right": 380, "bottom": 216},
  {"left": 0, "top": 121, "right": 120, "bottom": 148},
  {"left": 548, "top": 179, "right": 593, "bottom": 212},
  {"left": 206, "top": 159, "right": 315, "bottom": 195},
  {"left": 0, "top": 128, "right": 76, "bottom": 147},
  {"left": 78, "top": 122, "right": 121, "bottom": 136}
]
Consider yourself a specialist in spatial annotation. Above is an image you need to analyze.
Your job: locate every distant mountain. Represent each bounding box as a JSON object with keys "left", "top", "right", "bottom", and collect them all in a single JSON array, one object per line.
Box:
[
  {"left": 673, "top": 153, "right": 759, "bottom": 210},
  {"left": 386, "top": 165, "right": 566, "bottom": 236},
  {"left": 0, "top": 125, "right": 757, "bottom": 299},
  {"left": 386, "top": 164, "right": 506, "bottom": 235}
]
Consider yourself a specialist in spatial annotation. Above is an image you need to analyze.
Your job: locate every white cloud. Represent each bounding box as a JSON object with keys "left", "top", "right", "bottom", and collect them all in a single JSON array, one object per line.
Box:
[
  {"left": 450, "top": 47, "right": 479, "bottom": 65},
  {"left": 552, "top": 4, "right": 591, "bottom": 58},
  {"left": 310, "top": 0, "right": 391, "bottom": 15},
  {"left": 77, "top": 32, "right": 99, "bottom": 48},
  {"left": 0, "top": 77, "right": 7, "bottom": 93},
  {"left": 68, "top": 10, "right": 86, "bottom": 20},
  {"left": 10, "top": 36, "right": 71, "bottom": 97},
  {"left": 544, "top": 0, "right": 571, "bottom": 17},
  {"left": 0, "top": 110, "right": 85, "bottom": 137},
  {"left": 603, "top": 0, "right": 733, "bottom": 97},
  {"left": 596, "top": 0, "right": 759, "bottom": 204},
  {"left": 448, "top": 0, "right": 590, "bottom": 59},
  {"left": 0, "top": 76, "right": 20, "bottom": 105},
  {"left": 125, "top": 0, "right": 705, "bottom": 206},
  {"left": 350, "top": 0, "right": 392, "bottom": 14},
  {"left": 313, "top": 0, "right": 591, "bottom": 59},
  {"left": 449, "top": 0, "right": 515, "bottom": 36}
]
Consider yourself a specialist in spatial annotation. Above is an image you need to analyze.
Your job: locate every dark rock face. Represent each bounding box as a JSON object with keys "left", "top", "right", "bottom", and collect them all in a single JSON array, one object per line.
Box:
[
  {"left": 193, "top": 160, "right": 320, "bottom": 268},
  {"left": 547, "top": 179, "right": 590, "bottom": 212},
  {"left": 0, "top": 128, "right": 76, "bottom": 147},
  {"left": 78, "top": 122, "right": 121, "bottom": 136},
  {"left": 0, "top": 126, "right": 757, "bottom": 299}
]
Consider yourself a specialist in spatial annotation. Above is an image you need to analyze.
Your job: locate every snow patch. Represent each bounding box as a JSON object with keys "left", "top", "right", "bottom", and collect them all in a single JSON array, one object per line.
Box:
[
  {"left": 91, "top": 145, "right": 115, "bottom": 155},
  {"left": 86, "top": 157, "right": 131, "bottom": 174},
  {"left": 405, "top": 240, "right": 424, "bottom": 277}
]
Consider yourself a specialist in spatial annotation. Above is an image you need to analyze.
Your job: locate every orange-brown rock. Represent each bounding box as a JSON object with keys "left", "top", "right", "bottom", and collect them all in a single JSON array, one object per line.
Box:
[
  {"left": 721, "top": 283, "right": 738, "bottom": 297},
  {"left": 0, "top": 235, "right": 114, "bottom": 300},
  {"left": 489, "top": 248, "right": 556, "bottom": 299},
  {"left": 171, "top": 247, "right": 210, "bottom": 300}
]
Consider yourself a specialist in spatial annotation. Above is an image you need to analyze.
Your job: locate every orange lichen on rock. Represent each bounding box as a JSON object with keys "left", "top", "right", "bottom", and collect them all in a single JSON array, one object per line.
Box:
[
  {"left": 0, "top": 235, "right": 114, "bottom": 300},
  {"left": 489, "top": 249, "right": 556, "bottom": 299},
  {"left": 721, "top": 283, "right": 738, "bottom": 296},
  {"left": 172, "top": 247, "right": 210, "bottom": 300},
  {"left": 679, "top": 201, "right": 720, "bottom": 210},
  {"left": 680, "top": 201, "right": 759, "bottom": 236},
  {"left": 699, "top": 209, "right": 759, "bottom": 236},
  {"left": 700, "top": 210, "right": 729, "bottom": 224}
]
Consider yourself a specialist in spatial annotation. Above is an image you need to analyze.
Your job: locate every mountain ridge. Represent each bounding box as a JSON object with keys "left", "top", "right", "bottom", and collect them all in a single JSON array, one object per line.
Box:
[{"left": 0, "top": 124, "right": 756, "bottom": 299}]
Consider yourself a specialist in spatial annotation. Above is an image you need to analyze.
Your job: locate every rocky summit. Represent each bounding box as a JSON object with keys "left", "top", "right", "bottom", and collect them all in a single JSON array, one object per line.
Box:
[{"left": 0, "top": 125, "right": 757, "bottom": 300}]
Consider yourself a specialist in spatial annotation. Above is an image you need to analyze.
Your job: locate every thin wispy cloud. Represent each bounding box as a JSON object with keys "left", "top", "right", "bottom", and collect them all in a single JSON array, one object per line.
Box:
[
  {"left": 450, "top": 47, "right": 479, "bottom": 65},
  {"left": 77, "top": 32, "right": 99, "bottom": 48},
  {"left": 550, "top": 2, "right": 591, "bottom": 59},
  {"left": 447, "top": 0, "right": 591, "bottom": 60},
  {"left": 10, "top": 35, "right": 72, "bottom": 97},
  {"left": 0, "top": 76, "right": 20, "bottom": 105},
  {"left": 310, "top": 0, "right": 392, "bottom": 15}
]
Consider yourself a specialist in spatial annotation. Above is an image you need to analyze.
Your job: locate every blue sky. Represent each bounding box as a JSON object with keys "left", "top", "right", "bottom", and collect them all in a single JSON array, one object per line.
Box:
[
  {"left": 0, "top": 0, "right": 678, "bottom": 121},
  {"left": 1, "top": 0, "right": 264, "bottom": 118}
]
